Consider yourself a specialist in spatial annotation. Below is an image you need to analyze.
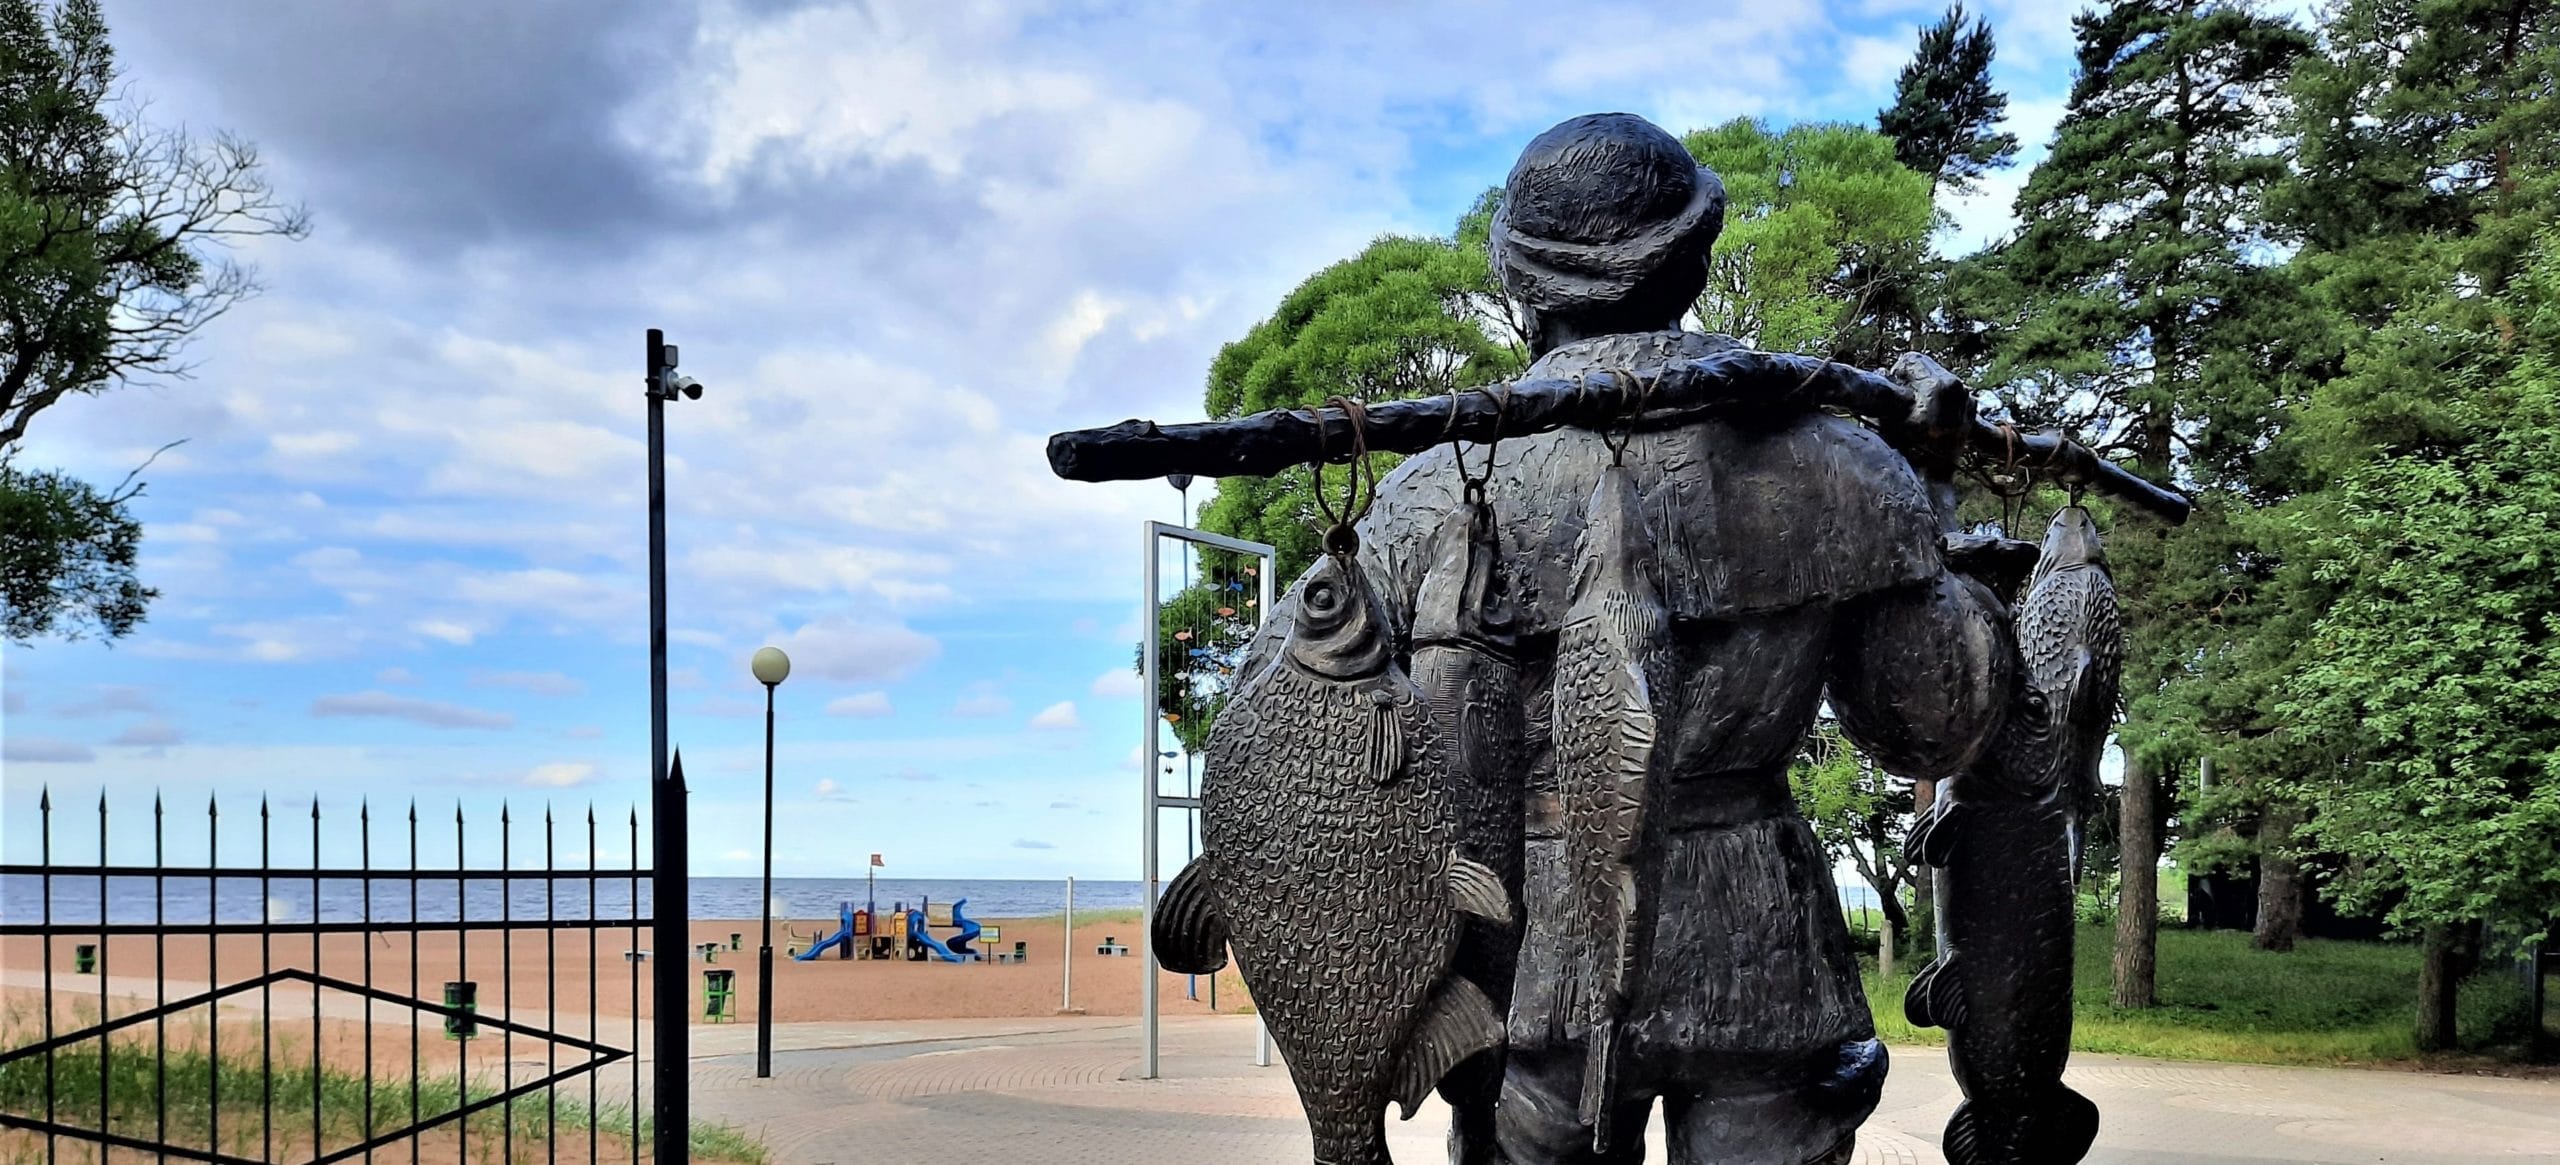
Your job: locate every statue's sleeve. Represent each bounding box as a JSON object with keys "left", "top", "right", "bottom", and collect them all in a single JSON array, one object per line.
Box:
[{"left": 1824, "top": 566, "right": 2014, "bottom": 782}]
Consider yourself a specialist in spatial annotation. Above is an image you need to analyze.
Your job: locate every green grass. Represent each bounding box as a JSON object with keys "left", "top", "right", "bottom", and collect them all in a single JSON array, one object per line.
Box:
[
  {"left": 1864, "top": 923, "right": 2546, "bottom": 1067},
  {"left": 0, "top": 1016, "right": 765, "bottom": 1165}
]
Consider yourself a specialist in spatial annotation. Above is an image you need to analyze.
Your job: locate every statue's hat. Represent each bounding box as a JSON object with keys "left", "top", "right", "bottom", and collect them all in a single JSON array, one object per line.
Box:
[{"left": 1489, "top": 113, "right": 1725, "bottom": 314}]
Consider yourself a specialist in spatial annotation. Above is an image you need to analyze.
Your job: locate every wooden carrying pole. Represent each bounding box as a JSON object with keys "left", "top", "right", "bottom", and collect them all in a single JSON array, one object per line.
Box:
[{"left": 1046, "top": 351, "right": 2191, "bottom": 525}]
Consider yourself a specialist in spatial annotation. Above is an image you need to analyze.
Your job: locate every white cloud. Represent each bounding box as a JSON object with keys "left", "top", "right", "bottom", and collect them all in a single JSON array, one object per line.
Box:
[
  {"left": 376, "top": 666, "right": 419, "bottom": 685},
  {"left": 524, "top": 762, "right": 597, "bottom": 788},
  {"left": 824, "top": 691, "right": 892, "bottom": 718},
  {"left": 1088, "top": 668, "right": 1141, "bottom": 699},
  {"left": 412, "top": 619, "right": 478, "bottom": 646},
  {"left": 473, "top": 670, "right": 587, "bottom": 696},
  {"left": 1028, "top": 701, "right": 1081, "bottom": 731},
  {"left": 310, "top": 691, "right": 514, "bottom": 730},
  {"left": 52, "top": 685, "right": 162, "bottom": 718},
  {"left": 766, "top": 617, "right": 941, "bottom": 683},
  {"left": 110, "top": 720, "right": 186, "bottom": 748},
  {"left": 4, "top": 736, "right": 95, "bottom": 763},
  {"left": 951, "top": 683, "right": 1010, "bottom": 718}
]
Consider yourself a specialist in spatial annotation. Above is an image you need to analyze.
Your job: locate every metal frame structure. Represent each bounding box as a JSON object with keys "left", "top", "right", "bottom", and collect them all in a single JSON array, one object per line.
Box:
[
  {"left": 1139, "top": 520, "right": 1277, "bottom": 1079},
  {"left": 0, "top": 790, "right": 659, "bottom": 1165}
]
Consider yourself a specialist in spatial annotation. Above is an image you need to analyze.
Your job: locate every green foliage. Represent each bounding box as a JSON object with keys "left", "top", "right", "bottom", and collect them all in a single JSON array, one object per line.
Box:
[
  {"left": 1196, "top": 220, "right": 1523, "bottom": 582},
  {"left": 1869, "top": 924, "right": 2533, "bottom": 1064},
  {"left": 1681, "top": 120, "right": 1935, "bottom": 355},
  {"left": 0, "top": 458, "right": 150, "bottom": 641},
  {"left": 1788, "top": 721, "right": 1915, "bottom": 936},
  {"left": 0, "top": 0, "right": 303, "bottom": 643},
  {"left": 0, "top": 0, "right": 305, "bottom": 448},
  {"left": 1143, "top": 546, "right": 1264, "bottom": 753},
  {"left": 2279, "top": 231, "right": 2560, "bottom": 936},
  {"left": 1964, "top": 6, "right": 2313, "bottom": 995},
  {"left": 0, "top": 1008, "right": 766, "bottom": 1163},
  {"left": 1876, "top": 3, "right": 2021, "bottom": 195}
]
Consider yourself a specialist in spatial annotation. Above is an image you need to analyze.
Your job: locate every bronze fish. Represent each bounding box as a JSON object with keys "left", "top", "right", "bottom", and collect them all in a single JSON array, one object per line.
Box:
[
  {"left": 1549, "top": 462, "right": 1673, "bottom": 1152},
  {"left": 1409, "top": 496, "right": 1529, "bottom": 1162},
  {"left": 1153, "top": 546, "right": 1511, "bottom": 1165},
  {"left": 1906, "top": 505, "right": 2122, "bottom": 1165}
]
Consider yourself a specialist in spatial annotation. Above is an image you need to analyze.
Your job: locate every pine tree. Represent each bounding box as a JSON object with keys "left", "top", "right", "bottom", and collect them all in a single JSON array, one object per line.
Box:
[
  {"left": 1877, "top": 3, "right": 2021, "bottom": 196},
  {"left": 1979, "top": 0, "right": 2311, "bottom": 1008},
  {"left": 2259, "top": 0, "right": 2559, "bottom": 1041}
]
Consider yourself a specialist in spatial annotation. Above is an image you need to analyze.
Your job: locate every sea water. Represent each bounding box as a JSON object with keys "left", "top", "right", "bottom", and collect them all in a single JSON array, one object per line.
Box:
[{"left": 0, "top": 873, "right": 1146, "bottom": 925}]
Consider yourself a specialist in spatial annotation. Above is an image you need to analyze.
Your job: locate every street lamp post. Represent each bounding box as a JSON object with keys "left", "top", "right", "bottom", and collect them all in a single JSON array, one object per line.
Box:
[
  {"left": 644, "top": 329, "right": 703, "bottom": 1164},
  {"left": 751, "top": 645, "right": 791, "bottom": 1079}
]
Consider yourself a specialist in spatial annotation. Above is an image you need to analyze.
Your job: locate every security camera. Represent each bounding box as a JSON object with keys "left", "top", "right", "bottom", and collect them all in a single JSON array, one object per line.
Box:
[{"left": 666, "top": 373, "right": 704, "bottom": 401}]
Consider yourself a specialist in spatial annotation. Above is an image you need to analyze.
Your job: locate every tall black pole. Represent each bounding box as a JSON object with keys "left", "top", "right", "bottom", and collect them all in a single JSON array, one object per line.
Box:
[
  {"left": 645, "top": 328, "right": 689, "bottom": 1165},
  {"left": 756, "top": 682, "right": 776, "bottom": 1078}
]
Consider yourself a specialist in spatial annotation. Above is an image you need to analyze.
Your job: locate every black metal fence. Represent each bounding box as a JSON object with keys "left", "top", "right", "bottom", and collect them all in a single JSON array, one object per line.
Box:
[{"left": 0, "top": 775, "right": 689, "bottom": 1165}]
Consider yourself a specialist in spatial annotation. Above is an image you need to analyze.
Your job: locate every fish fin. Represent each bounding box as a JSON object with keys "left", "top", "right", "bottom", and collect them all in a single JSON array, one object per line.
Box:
[
  {"left": 1150, "top": 859, "right": 1229, "bottom": 975},
  {"left": 1580, "top": 1029, "right": 1621, "bottom": 1150},
  {"left": 1902, "top": 955, "right": 1966, "bottom": 1030},
  {"left": 1943, "top": 1089, "right": 2099, "bottom": 1165},
  {"left": 1366, "top": 689, "right": 1406, "bottom": 785},
  {"left": 1446, "top": 855, "right": 1512, "bottom": 924},
  {"left": 1909, "top": 799, "right": 1964, "bottom": 868},
  {"left": 1393, "top": 977, "right": 1504, "bottom": 1120}
]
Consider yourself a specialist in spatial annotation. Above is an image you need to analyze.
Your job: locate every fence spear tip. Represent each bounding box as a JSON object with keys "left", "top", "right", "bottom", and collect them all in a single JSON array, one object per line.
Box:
[{"left": 39, "top": 786, "right": 50, "bottom": 811}]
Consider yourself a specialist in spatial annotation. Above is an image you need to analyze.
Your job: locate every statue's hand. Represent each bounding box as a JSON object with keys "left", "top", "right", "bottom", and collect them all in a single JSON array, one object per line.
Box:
[
  {"left": 1886, "top": 352, "right": 1974, "bottom": 451},
  {"left": 1884, "top": 353, "right": 1973, "bottom": 527}
]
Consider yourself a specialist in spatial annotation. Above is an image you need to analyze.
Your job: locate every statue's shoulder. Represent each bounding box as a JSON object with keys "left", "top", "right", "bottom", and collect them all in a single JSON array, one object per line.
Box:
[{"left": 1359, "top": 333, "right": 1943, "bottom": 632}]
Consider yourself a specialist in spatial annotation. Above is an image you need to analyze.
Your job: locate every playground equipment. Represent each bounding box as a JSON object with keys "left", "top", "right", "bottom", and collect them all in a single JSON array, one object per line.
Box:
[
  {"left": 788, "top": 897, "right": 987, "bottom": 962},
  {"left": 791, "top": 901, "right": 871, "bottom": 961},
  {"left": 906, "top": 898, "right": 984, "bottom": 963}
]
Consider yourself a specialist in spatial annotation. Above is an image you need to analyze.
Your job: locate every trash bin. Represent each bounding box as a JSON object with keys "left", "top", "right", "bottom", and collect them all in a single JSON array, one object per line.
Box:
[
  {"left": 443, "top": 981, "right": 478, "bottom": 1039},
  {"left": 74, "top": 944, "right": 96, "bottom": 974},
  {"left": 703, "top": 969, "right": 737, "bottom": 1022}
]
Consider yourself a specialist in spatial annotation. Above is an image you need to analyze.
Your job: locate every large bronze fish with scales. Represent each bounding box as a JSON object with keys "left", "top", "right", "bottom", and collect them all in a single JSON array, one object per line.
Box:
[
  {"left": 1905, "top": 505, "right": 2122, "bottom": 1165},
  {"left": 1153, "top": 542, "right": 1511, "bottom": 1165},
  {"left": 1550, "top": 461, "right": 1674, "bottom": 1152}
]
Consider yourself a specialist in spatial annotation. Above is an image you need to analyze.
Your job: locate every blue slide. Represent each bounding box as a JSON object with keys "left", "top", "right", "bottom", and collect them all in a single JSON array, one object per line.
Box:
[
  {"left": 792, "top": 901, "right": 858, "bottom": 961},
  {"left": 908, "top": 898, "right": 984, "bottom": 963}
]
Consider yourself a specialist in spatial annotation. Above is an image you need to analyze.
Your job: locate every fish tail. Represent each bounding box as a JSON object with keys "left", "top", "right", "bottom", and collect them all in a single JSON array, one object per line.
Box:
[
  {"left": 1942, "top": 1088, "right": 2098, "bottom": 1165},
  {"left": 1310, "top": 1119, "right": 1392, "bottom": 1165}
]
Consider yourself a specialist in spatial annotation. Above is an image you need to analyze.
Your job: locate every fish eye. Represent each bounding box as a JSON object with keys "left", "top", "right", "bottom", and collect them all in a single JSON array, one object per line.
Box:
[{"left": 1305, "top": 580, "right": 1339, "bottom": 615}]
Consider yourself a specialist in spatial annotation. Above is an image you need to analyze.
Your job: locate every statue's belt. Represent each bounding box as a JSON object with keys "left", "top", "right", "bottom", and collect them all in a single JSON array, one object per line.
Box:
[{"left": 1524, "top": 766, "right": 1795, "bottom": 838}]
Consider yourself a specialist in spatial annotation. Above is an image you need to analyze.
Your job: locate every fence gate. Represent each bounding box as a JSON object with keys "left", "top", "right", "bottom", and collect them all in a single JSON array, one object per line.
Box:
[{"left": 0, "top": 776, "right": 688, "bottom": 1164}]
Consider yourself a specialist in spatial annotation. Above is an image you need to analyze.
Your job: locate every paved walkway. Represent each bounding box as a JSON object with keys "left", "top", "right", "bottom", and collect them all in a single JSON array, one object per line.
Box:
[{"left": 690, "top": 1015, "right": 2560, "bottom": 1164}]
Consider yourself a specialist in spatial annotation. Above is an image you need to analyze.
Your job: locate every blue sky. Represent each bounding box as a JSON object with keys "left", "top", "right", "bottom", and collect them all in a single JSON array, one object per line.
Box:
[{"left": 2, "top": 0, "right": 2313, "bottom": 878}]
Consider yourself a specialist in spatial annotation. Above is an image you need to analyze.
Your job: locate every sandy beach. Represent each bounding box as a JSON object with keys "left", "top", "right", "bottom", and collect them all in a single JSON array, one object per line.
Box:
[{"left": 0, "top": 914, "right": 1248, "bottom": 1038}]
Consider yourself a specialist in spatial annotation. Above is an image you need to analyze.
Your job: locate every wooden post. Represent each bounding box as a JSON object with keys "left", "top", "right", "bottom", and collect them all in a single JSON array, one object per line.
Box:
[{"left": 1879, "top": 917, "right": 1896, "bottom": 981}]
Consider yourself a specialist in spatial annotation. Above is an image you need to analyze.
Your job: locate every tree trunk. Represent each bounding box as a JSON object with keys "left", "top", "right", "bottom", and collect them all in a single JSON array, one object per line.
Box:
[
  {"left": 1871, "top": 868, "right": 1912, "bottom": 945},
  {"left": 2253, "top": 801, "right": 2305, "bottom": 952},
  {"left": 2113, "top": 752, "right": 2159, "bottom": 1008},
  {"left": 2418, "top": 922, "right": 2459, "bottom": 1052}
]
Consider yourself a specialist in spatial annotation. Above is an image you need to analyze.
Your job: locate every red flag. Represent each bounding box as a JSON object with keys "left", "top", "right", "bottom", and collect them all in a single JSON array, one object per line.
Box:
[{"left": 870, "top": 853, "right": 884, "bottom": 867}]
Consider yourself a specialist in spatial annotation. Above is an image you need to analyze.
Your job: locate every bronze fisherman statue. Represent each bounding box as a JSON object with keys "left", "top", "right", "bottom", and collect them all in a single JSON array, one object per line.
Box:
[{"left": 1052, "top": 112, "right": 2145, "bottom": 1165}]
